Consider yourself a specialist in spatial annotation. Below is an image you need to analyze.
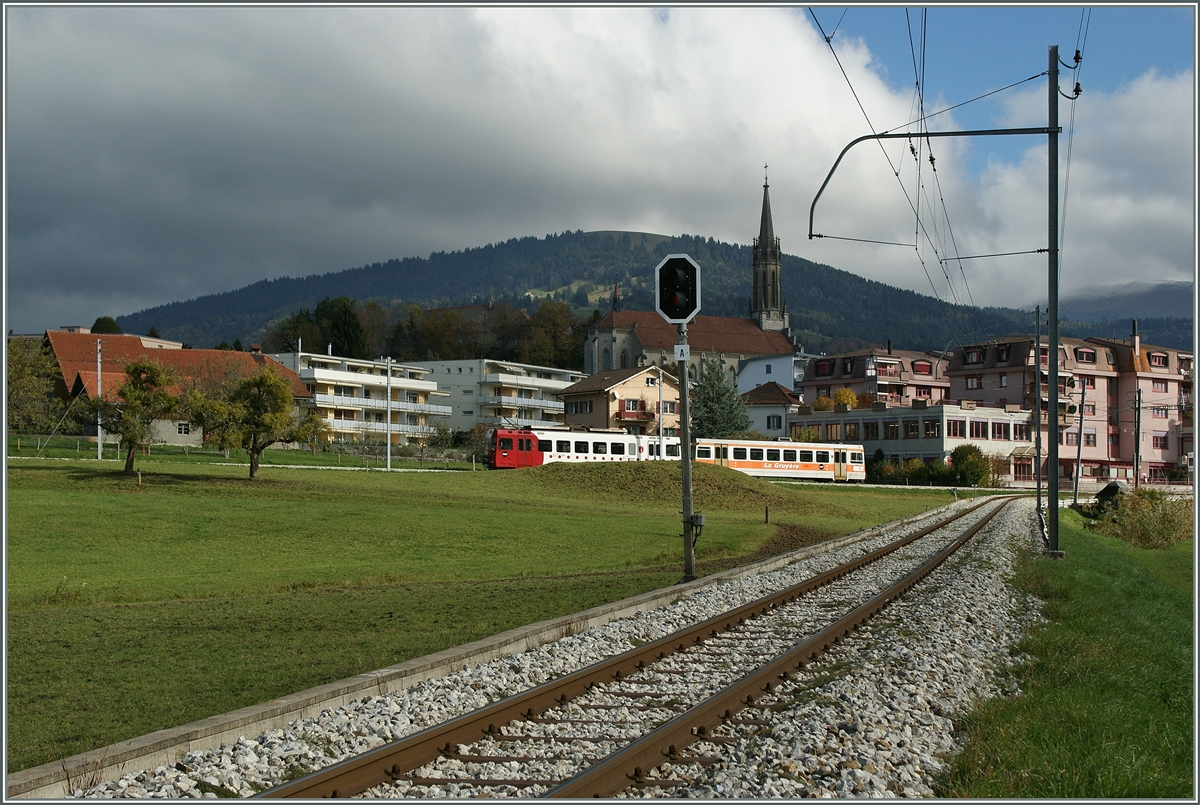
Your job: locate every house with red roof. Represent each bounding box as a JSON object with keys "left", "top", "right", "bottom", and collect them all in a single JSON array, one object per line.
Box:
[{"left": 44, "top": 330, "right": 310, "bottom": 447}]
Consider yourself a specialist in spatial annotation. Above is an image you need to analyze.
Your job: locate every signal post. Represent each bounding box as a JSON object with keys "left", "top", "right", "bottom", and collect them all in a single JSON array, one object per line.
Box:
[{"left": 655, "top": 254, "right": 702, "bottom": 582}]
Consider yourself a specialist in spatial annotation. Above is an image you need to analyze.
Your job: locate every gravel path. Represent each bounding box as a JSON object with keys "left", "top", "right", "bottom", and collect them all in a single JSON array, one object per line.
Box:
[{"left": 75, "top": 497, "right": 1043, "bottom": 799}]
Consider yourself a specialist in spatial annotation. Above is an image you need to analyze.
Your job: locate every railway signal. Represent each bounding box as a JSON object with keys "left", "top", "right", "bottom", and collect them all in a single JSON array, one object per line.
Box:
[{"left": 655, "top": 254, "right": 701, "bottom": 324}]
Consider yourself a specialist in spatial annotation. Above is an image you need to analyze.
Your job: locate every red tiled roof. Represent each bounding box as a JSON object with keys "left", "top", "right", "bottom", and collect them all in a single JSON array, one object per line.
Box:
[
  {"left": 46, "top": 332, "right": 309, "bottom": 400},
  {"left": 740, "top": 381, "right": 801, "bottom": 406},
  {"left": 594, "top": 310, "right": 793, "bottom": 356},
  {"left": 559, "top": 366, "right": 679, "bottom": 396}
]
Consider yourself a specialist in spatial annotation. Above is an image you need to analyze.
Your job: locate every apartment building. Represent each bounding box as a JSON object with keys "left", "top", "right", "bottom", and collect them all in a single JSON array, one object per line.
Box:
[
  {"left": 557, "top": 366, "right": 682, "bottom": 436},
  {"left": 409, "top": 358, "right": 586, "bottom": 431},
  {"left": 797, "top": 344, "right": 949, "bottom": 407},
  {"left": 269, "top": 352, "right": 450, "bottom": 445},
  {"left": 736, "top": 350, "right": 820, "bottom": 396}
]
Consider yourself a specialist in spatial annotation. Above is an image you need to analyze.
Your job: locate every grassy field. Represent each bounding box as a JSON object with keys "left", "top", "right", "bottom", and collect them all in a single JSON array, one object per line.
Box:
[
  {"left": 935, "top": 509, "right": 1194, "bottom": 798},
  {"left": 6, "top": 457, "right": 955, "bottom": 772}
]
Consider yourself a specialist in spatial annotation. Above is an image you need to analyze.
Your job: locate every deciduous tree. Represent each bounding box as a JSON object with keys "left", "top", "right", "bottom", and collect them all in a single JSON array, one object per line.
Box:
[
  {"left": 94, "top": 361, "right": 179, "bottom": 474},
  {"left": 90, "top": 316, "right": 122, "bottom": 334},
  {"left": 6, "top": 338, "right": 69, "bottom": 434},
  {"left": 949, "top": 444, "right": 989, "bottom": 487},
  {"left": 832, "top": 387, "right": 858, "bottom": 407}
]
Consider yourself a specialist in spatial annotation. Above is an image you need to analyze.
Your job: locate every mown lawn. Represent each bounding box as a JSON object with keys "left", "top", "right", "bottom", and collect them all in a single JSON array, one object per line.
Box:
[
  {"left": 936, "top": 508, "right": 1194, "bottom": 798},
  {"left": 6, "top": 458, "right": 954, "bottom": 772}
]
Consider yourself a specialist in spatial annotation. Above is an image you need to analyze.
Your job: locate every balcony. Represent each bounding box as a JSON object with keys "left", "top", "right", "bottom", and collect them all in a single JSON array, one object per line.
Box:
[
  {"left": 617, "top": 409, "right": 656, "bottom": 421},
  {"left": 483, "top": 372, "right": 578, "bottom": 389},
  {"left": 313, "top": 393, "right": 452, "bottom": 416},
  {"left": 876, "top": 365, "right": 904, "bottom": 378},
  {"left": 481, "top": 415, "right": 564, "bottom": 429},
  {"left": 478, "top": 395, "right": 565, "bottom": 411},
  {"left": 322, "top": 417, "right": 436, "bottom": 437}
]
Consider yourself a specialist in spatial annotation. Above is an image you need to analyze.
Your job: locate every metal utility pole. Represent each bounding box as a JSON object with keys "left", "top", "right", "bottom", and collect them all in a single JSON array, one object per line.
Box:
[
  {"left": 96, "top": 339, "right": 103, "bottom": 460},
  {"left": 1073, "top": 380, "right": 1085, "bottom": 506},
  {"left": 1134, "top": 387, "right": 1143, "bottom": 489},
  {"left": 386, "top": 357, "right": 392, "bottom": 472},
  {"left": 677, "top": 324, "right": 696, "bottom": 581},
  {"left": 657, "top": 364, "right": 664, "bottom": 459},
  {"left": 1035, "top": 306, "right": 1043, "bottom": 517},
  {"left": 1047, "top": 44, "right": 1062, "bottom": 555}
]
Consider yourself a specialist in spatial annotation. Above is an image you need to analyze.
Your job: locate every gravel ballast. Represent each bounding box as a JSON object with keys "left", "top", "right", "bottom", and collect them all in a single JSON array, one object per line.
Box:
[{"left": 71, "top": 497, "right": 1043, "bottom": 799}]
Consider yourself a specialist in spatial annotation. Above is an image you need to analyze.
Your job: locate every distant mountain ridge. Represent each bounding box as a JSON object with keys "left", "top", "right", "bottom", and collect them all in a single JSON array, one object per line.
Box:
[
  {"left": 115, "top": 230, "right": 1193, "bottom": 355},
  {"left": 1059, "top": 280, "right": 1193, "bottom": 322}
]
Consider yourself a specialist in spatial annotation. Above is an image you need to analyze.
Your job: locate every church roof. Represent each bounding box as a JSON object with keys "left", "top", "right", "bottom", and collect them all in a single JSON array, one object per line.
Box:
[
  {"left": 759, "top": 181, "right": 774, "bottom": 246},
  {"left": 592, "top": 310, "right": 793, "bottom": 357}
]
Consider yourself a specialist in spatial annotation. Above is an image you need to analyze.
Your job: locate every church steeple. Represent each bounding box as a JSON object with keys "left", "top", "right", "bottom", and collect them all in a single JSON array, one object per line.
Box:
[{"left": 751, "top": 168, "right": 788, "bottom": 333}]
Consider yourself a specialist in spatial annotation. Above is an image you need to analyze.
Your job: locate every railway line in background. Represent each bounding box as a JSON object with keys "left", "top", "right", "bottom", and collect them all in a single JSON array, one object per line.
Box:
[{"left": 256, "top": 496, "right": 1017, "bottom": 799}]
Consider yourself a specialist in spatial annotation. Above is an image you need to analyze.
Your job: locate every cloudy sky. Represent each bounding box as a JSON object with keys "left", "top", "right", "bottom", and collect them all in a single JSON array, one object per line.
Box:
[{"left": 4, "top": 5, "right": 1195, "bottom": 335}]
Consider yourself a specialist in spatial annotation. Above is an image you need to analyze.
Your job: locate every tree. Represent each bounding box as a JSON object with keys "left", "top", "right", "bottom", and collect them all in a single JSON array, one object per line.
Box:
[
  {"left": 458, "top": 424, "right": 490, "bottom": 463},
  {"left": 183, "top": 367, "right": 329, "bottom": 478},
  {"left": 949, "top": 444, "right": 989, "bottom": 487},
  {"left": 855, "top": 392, "right": 876, "bottom": 409},
  {"left": 6, "top": 338, "right": 68, "bottom": 433},
  {"left": 262, "top": 308, "right": 323, "bottom": 353},
  {"left": 427, "top": 422, "right": 454, "bottom": 451},
  {"left": 832, "top": 387, "right": 858, "bottom": 407},
  {"left": 94, "top": 361, "right": 178, "bottom": 474},
  {"left": 811, "top": 395, "right": 834, "bottom": 412},
  {"left": 314, "top": 296, "right": 368, "bottom": 359},
  {"left": 690, "top": 357, "right": 751, "bottom": 439},
  {"left": 146, "top": 326, "right": 161, "bottom": 338},
  {"left": 357, "top": 301, "right": 391, "bottom": 358},
  {"left": 91, "top": 316, "right": 122, "bottom": 334}
]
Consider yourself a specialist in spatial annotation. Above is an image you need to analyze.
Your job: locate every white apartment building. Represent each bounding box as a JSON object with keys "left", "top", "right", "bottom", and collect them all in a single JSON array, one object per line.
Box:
[
  {"left": 409, "top": 359, "right": 586, "bottom": 432},
  {"left": 269, "top": 352, "right": 451, "bottom": 444}
]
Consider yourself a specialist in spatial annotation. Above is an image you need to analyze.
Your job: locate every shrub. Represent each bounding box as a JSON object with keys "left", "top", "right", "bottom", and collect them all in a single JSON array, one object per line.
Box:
[
  {"left": 832, "top": 387, "right": 858, "bottom": 407},
  {"left": 812, "top": 396, "right": 834, "bottom": 412},
  {"left": 1089, "top": 488, "right": 1193, "bottom": 549},
  {"left": 949, "top": 444, "right": 989, "bottom": 486},
  {"left": 902, "top": 458, "right": 928, "bottom": 484}
]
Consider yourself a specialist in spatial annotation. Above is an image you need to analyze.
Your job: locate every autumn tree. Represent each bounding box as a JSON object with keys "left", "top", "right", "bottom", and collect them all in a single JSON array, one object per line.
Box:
[
  {"left": 93, "top": 360, "right": 179, "bottom": 474},
  {"left": 811, "top": 395, "right": 834, "bottom": 412},
  {"left": 832, "top": 387, "right": 858, "bottom": 407},
  {"left": 6, "top": 338, "right": 71, "bottom": 434},
  {"left": 690, "top": 357, "right": 751, "bottom": 439},
  {"left": 183, "top": 367, "right": 328, "bottom": 478}
]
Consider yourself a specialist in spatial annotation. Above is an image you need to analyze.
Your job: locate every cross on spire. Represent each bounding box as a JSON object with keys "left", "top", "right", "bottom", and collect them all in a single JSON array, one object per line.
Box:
[{"left": 763, "top": 163, "right": 769, "bottom": 186}]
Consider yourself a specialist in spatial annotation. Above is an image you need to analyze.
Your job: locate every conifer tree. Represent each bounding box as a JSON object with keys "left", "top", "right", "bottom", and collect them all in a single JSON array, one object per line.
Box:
[{"left": 690, "top": 356, "right": 750, "bottom": 439}]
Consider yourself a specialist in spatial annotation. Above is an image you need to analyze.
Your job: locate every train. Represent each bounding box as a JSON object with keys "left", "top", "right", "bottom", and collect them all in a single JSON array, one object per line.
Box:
[{"left": 486, "top": 426, "right": 866, "bottom": 482}]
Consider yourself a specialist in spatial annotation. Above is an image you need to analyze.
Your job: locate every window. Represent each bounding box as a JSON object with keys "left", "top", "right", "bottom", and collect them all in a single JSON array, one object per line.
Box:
[
  {"left": 766, "top": 448, "right": 781, "bottom": 461},
  {"left": 750, "top": 448, "right": 764, "bottom": 460},
  {"left": 915, "top": 386, "right": 932, "bottom": 398},
  {"left": 1084, "top": 432, "right": 1097, "bottom": 447},
  {"left": 842, "top": 358, "right": 854, "bottom": 374},
  {"left": 625, "top": 399, "right": 640, "bottom": 412},
  {"left": 574, "top": 440, "right": 589, "bottom": 453},
  {"left": 1083, "top": 403, "right": 1095, "bottom": 416},
  {"left": 883, "top": 421, "right": 899, "bottom": 440},
  {"left": 407, "top": 392, "right": 420, "bottom": 403},
  {"left": 462, "top": 389, "right": 474, "bottom": 395},
  {"left": 658, "top": 401, "right": 677, "bottom": 414},
  {"left": 969, "top": 421, "right": 988, "bottom": 439},
  {"left": 1080, "top": 375, "right": 1095, "bottom": 389},
  {"left": 1074, "top": 348, "right": 1096, "bottom": 363},
  {"left": 997, "top": 346, "right": 1010, "bottom": 363},
  {"left": 665, "top": 444, "right": 680, "bottom": 457},
  {"left": 592, "top": 441, "right": 608, "bottom": 454},
  {"left": 1013, "top": 423, "right": 1029, "bottom": 441},
  {"left": 814, "top": 360, "right": 834, "bottom": 377},
  {"left": 783, "top": 449, "right": 797, "bottom": 461},
  {"left": 537, "top": 440, "right": 551, "bottom": 452},
  {"left": 177, "top": 422, "right": 190, "bottom": 435},
  {"left": 767, "top": 415, "right": 782, "bottom": 430},
  {"left": 912, "top": 360, "right": 932, "bottom": 375},
  {"left": 1151, "top": 406, "right": 1168, "bottom": 419},
  {"left": 765, "top": 364, "right": 773, "bottom": 375},
  {"left": 799, "top": 450, "right": 814, "bottom": 462},
  {"left": 696, "top": 446, "right": 712, "bottom": 459},
  {"left": 645, "top": 376, "right": 657, "bottom": 386},
  {"left": 556, "top": 440, "right": 571, "bottom": 453},
  {"left": 999, "top": 374, "right": 1008, "bottom": 388},
  {"left": 498, "top": 437, "right": 514, "bottom": 450},
  {"left": 965, "top": 376, "right": 981, "bottom": 390},
  {"left": 818, "top": 387, "right": 830, "bottom": 397},
  {"left": 1153, "top": 380, "right": 1169, "bottom": 393},
  {"left": 1153, "top": 432, "right": 1169, "bottom": 449},
  {"left": 863, "top": 422, "right": 879, "bottom": 440},
  {"left": 815, "top": 450, "right": 831, "bottom": 463},
  {"left": 1065, "top": 431, "right": 1079, "bottom": 446},
  {"left": 904, "top": 420, "right": 919, "bottom": 439},
  {"left": 964, "top": 348, "right": 983, "bottom": 365},
  {"left": 733, "top": 447, "right": 748, "bottom": 460},
  {"left": 826, "top": 423, "right": 840, "bottom": 440},
  {"left": 518, "top": 388, "right": 534, "bottom": 399},
  {"left": 611, "top": 442, "right": 625, "bottom": 455},
  {"left": 845, "top": 422, "right": 860, "bottom": 440},
  {"left": 462, "top": 410, "right": 473, "bottom": 416},
  {"left": 992, "top": 422, "right": 1010, "bottom": 440},
  {"left": 1150, "top": 353, "right": 1169, "bottom": 367},
  {"left": 1180, "top": 357, "right": 1192, "bottom": 373},
  {"left": 923, "top": 420, "right": 940, "bottom": 439}
]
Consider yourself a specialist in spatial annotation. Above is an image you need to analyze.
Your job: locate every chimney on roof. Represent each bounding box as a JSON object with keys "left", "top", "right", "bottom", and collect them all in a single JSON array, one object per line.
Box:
[
  {"left": 249, "top": 343, "right": 262, "bottom": 354},
  {"left": 887, "top": 339, "right": 892, "bottom": 355},
  {"left": 1132, "top": 319, "right": 1140, "bottom": 358},
  {"left": 327, "top": 343, "right": 332, "bottom": 356}
]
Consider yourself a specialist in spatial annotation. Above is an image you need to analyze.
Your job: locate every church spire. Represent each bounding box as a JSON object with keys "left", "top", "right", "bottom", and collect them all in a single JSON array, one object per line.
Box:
[
  {"left": 759, "top": 168, "right": 775, "bottom": 248},
  {"left": 751, "top": 167, "right": 788, "bottom": 334}
]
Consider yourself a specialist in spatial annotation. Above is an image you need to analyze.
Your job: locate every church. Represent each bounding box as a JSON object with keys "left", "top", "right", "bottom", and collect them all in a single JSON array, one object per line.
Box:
[{"left": 584, "top": 178, "right": 795, "bottom": 386}]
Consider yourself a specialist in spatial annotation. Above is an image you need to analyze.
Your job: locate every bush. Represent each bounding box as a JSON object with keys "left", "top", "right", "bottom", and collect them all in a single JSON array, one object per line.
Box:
[
  {"left": 1089, "top": 488, "right": 1193, "bottom": 549},
  {"left": 949, "top": 444, "right": 989, "bottom": 486},
  {"left": 811, "top": 396, "right": 834, "bottom": 412},
  {"left": 901, "top": 458, "right": 928, "bottom": 484},
  {"left": 832, "top": 388, "right": 858, "bottom": 407}
]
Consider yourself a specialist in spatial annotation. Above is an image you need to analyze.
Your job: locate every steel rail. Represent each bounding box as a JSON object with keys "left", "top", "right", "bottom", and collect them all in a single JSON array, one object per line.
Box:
[
  {"left": 544, "top": 496, "right": 1017, "bottom": 797},
  {"left": 254, "top": 497, "right": 1005, "bottom": 799}
]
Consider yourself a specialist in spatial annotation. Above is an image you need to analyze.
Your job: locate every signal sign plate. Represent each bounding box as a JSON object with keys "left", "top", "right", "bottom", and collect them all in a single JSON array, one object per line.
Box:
[{"left": 674, "top": 344, "right": 691, "bottom": 362}]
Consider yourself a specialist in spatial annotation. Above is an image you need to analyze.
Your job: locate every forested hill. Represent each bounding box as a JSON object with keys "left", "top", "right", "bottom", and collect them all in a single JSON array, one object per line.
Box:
[{"left": 115, "top": 229, "right": 1192, "bottom": 353}]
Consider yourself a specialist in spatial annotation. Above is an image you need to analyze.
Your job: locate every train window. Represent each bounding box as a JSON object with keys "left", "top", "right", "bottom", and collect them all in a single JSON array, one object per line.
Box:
[
  {"left": 498, "top": 438, "right": 514, "bottom": 450},
  {"left": 628, "top": 442, "right": 636, "bottom": 455},
  {"left": 593, "top": 442, "right": 608, "bottom": 454},
  {"left": 666, "top": 444, "right": 681, "bottom": 457},
  {"left": 557, "top": 440, "right": 571, "bottom": 453},
  {"left": 719, "top": 446, "right": 728, "bottom": 459},
  {"left": 750, "top": 448, "right": 764, "bottom": 461},
  {"left": 538, "top": 440, "right": 551, "bottom": 452},
  {"left": 766, "top": 449, "right": 780, "bottom": 461},
  {"left": 783, "top": 449, "right": 797, "bottom": 461},
  {"left": 799, "top": 450, "right": 814, "bottom": 462},
  {"left": 816, "top": 450, "right": 830, "bottom": 463},
  {"left": 696, "top": 447, "right": 712, "bottom": 458},
  {"left": 574, "top": 441, "right": 589, "bottom": 453},
  {"left": 611, "top": 442, "right": 625, "bottom": 455},
  {"left": 851, "top": 452, "right": 864, "bottom": 463},
  {"left": 733, "top": 448, "right": 748, "bottom": 460}
]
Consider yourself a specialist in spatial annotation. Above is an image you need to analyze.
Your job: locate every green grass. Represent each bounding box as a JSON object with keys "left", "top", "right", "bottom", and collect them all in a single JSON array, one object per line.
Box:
[
  {"left": 936, "top": 509, "right": 1194, "bottom": 798},
  {"left": 6, "top": 457, "right": 953, "bottom": 772}
]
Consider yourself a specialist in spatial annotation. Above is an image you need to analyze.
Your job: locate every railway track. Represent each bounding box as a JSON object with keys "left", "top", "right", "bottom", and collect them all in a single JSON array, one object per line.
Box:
[{"left": 255, "top": 496, "right": 1017, "bottom": 799}]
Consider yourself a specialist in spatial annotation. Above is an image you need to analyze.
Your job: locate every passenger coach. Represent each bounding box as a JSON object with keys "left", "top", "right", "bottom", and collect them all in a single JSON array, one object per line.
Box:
[{"left": 693, "top": 439, "right": 866, "bottom": 482}]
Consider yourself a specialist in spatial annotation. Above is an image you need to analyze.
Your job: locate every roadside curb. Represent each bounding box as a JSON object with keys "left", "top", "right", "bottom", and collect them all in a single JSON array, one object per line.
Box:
[{"left": 7, "top": 502, "right": 958, "bottom": 799}]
